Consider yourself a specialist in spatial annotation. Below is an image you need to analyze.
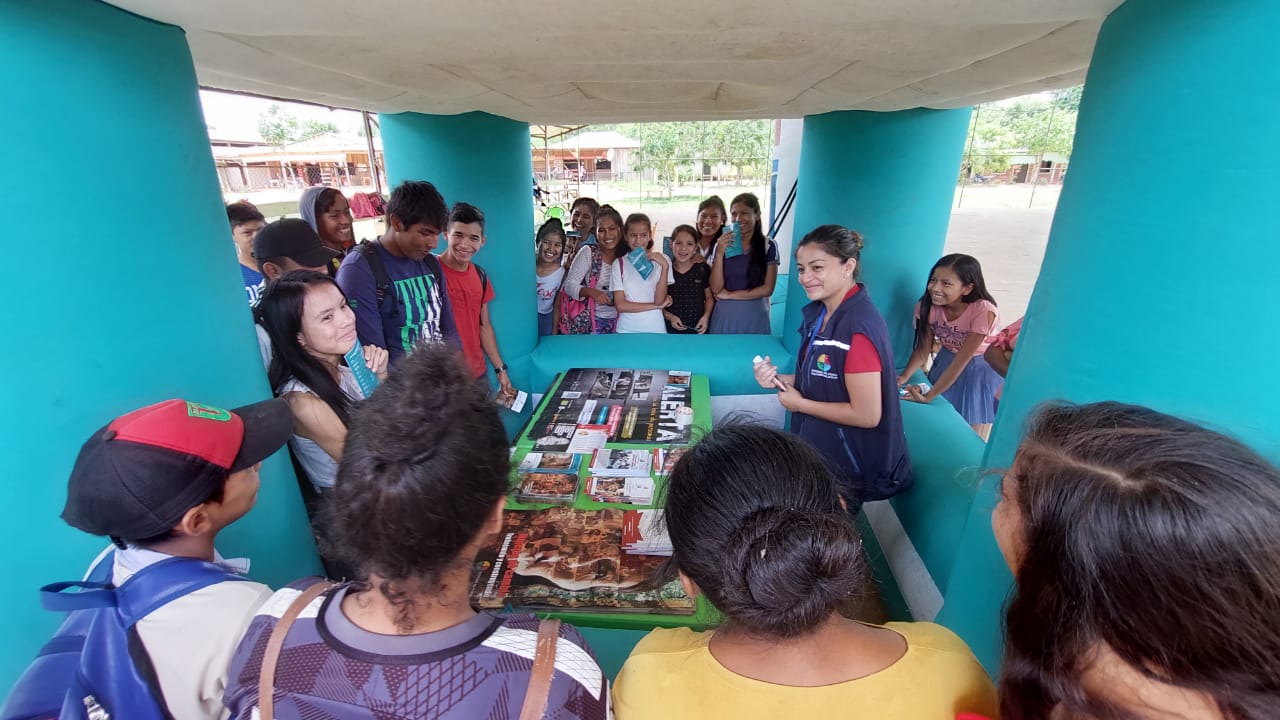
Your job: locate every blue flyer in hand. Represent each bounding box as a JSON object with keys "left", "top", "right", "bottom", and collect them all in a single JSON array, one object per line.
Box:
[
  {"left": 344, "top": 343, "right": 379, "bottom": 397},
  {"left": 626, "top": 247, "right": 655, "bottom": 280},
  {"left": 722, "top": 222, "right": 744, "bottom": 258}
]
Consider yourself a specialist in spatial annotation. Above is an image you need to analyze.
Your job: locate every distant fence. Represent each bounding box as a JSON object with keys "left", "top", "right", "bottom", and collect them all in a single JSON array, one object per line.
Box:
[{"left": 214, "top": 160, "right": 386, "bottom": 194}]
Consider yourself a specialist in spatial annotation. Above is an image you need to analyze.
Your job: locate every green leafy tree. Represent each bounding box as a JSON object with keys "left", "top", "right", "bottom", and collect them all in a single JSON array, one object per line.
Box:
[
  {"left": 257, "top": 105, "right": 338, "bottom": 147},
  {"left": 257, "top": 104, "right": 298, "bottom": 150},
  {"left": 633, "top": 123, "right": 700, "bottom": 198},
  {"left": 298, "top": 119, "right": 338, "bottom": 141},
  {"left": 702, "top": 120, "right": 771, "bottom": 180},
  {"left": 962, "top": 86, "right": 1081, "bottom": 178},
  {"left": 622, "top": 120, "right": 773, "bottom": 194}
]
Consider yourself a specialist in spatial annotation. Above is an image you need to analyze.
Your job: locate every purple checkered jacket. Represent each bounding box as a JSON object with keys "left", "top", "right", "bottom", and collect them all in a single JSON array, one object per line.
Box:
[{"left": 224, "top": 580, "right": 610, "bottom": 719}]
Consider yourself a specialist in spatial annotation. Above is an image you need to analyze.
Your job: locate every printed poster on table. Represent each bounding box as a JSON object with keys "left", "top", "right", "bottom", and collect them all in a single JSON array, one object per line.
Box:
[{"left": 527, "top": 368, "right": 693, "bottom": 447}]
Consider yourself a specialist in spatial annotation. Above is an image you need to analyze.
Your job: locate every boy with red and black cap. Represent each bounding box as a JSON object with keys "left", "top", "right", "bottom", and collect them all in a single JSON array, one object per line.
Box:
[{"left": 61, "top": 396, "right": 294, "bottom": 720}]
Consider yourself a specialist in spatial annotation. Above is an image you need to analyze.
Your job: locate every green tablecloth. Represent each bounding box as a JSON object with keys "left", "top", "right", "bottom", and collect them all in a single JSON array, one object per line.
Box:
[{"left": 503, "top": 371, "right": 718, "bottom": 631}]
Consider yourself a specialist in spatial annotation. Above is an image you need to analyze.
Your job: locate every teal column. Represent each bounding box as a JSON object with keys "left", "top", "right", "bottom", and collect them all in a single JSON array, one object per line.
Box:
[
  {"left": 0, "top": 0, "right": 320, "bottom": 692},
  {"left": 380, "top": 112, "right": 536, "bottom": 426},
  {"left": 783, "top": 109, "right": 972, "bottom": 363},
  {"left": 938, "top": 0, "right": 1280, "bottom": 673}
]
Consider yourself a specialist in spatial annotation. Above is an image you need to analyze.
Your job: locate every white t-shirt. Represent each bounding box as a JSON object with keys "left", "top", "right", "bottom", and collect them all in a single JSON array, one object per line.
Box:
[
  {"left": 536, "top": 265, "right": 565, "bottom": 315},
  {"left": 114, "top": 547, "right": 274, "bottom": 720},
  {"left": 279, "top": 366, "right": 365, "bottom": 489},
  {"left": 611, "top": 255, "right": 675, "bottom": 334}
]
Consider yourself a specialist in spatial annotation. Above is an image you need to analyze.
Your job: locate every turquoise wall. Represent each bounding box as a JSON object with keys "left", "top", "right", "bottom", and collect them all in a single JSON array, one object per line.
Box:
[
  {"left": 783, "top": 108, "right": 981, "bottom": 611},
  {"left": 785, "top": 109, "right": 973, "bottom": 364},
  {"left": 380, "top": 112, "right": 537, "bottom": 416},
  {"left": 0, "top": 0, "right": 321, "bottom": 694},
  {"left": 938, "top": 0, "right": 1280, "bottom": 673}
]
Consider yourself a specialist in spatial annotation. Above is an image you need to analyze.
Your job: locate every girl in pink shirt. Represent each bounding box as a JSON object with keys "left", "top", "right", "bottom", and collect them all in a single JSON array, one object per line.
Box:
[{"left": 899, "top": 254, "right": 1001, "bottom": 439}]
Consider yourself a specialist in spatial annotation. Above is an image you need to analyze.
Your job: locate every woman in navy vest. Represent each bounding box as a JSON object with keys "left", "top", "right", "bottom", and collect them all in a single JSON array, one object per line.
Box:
[{"left": 754, "top": 225, "right": 913, "bottom": 511}]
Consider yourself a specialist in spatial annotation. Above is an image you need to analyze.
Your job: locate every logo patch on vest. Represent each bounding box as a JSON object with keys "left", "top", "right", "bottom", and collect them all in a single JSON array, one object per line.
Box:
[{"left": 810, "top": 353, "right": 839, "bottom": 381}]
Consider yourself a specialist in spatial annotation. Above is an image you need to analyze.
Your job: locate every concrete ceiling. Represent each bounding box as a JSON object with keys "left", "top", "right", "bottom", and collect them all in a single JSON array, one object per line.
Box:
[{"left": 107, "top": 0, "right": 1121, "bottom": 123}]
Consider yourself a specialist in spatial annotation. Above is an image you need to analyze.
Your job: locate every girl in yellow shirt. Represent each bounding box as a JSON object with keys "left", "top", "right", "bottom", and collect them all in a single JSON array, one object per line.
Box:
[{"left": 613, "top": 424, "right": 997, "bottom": 719}]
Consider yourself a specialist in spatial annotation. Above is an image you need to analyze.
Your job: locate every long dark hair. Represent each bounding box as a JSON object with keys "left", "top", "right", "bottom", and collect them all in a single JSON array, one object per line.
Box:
[
  {"left": 730, "top": 192, "right": 769, "bottom": 288},
  {"left": 329, "top": 345, "right": 510, "bottom": 631},
  {"left": 664, "top": 423, "right": 867, "bottom": 638},
  {"left": 596, "top": 204, "right": 627, "bottom": 258},
  {"left": 256, "top": 270, "right": 353, "bottom": 426},
  {"left": 913, "top": 253, "right": 996, "bottom": 353},
  {"left": 1000, "top": 401, "right": 1280, "bottom": 720}
]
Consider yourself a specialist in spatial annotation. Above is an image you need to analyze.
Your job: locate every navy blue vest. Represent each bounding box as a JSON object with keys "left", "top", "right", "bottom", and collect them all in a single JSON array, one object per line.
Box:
[{"left": 793, "top": 286, "right": 913, "bottom": 503}]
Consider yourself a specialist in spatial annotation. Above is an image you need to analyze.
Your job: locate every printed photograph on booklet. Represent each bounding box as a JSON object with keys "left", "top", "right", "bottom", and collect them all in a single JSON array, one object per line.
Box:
[
  {"left": 513, "top": 471, "right": 580, "bottom": 505},
  {"left": 586, "top": 475, "right": 655, "bottom": 505},
  {"left": 519, "top": 452, "right": 582, "bottom": 472},
  {"left": 470, "top": 507, "right": 691, "bottom": 614}
]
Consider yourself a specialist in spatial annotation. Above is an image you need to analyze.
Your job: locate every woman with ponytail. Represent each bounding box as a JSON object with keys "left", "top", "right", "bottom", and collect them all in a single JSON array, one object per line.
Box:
[{"left": 612, "top": 424, "right": 996, "bottom": 719}]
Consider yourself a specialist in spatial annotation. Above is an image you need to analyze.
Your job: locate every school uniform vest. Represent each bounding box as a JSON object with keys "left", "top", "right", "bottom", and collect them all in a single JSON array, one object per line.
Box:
[{"left": 793, "top": 286, "right": 914, "bottom": 503}]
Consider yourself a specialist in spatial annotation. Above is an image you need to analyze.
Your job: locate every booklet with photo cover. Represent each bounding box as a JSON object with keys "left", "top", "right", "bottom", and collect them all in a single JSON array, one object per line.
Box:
[
  {"left": 471, "top": 507, "right": 694, "bottom": 614},
  {"left": 585, "top": 475, "right": 655, "bottom": 505},
  {"left": 513, "top": 470, "right": 580, "bottom": 505},
  {"left": 588, "top": 448, "right": 653, "bottom": 477},
  {"left": 493, "top": 386, "right": 528, "bottom": 413},
  {"left": 652, "top": 446, "right": 689, "bottom": 478},
  {"left": 518, "top": 452, "right": 583, "bottom": 473}
]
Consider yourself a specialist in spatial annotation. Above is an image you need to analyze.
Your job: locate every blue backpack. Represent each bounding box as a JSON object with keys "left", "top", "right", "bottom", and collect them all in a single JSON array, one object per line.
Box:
[{"left": 1, "top": 553, "right": 248, "bottom": 720}]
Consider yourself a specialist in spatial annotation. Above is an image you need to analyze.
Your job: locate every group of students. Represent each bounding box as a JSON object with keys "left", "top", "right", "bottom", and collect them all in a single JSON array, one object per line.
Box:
[
  {"left": 29, "top": 185, "right": 1267, "bottom": 718},
  {"left": 226, "top": 180, "right": 514, "bottom": 493},
  {"left": 30, "top": 337, "right": 1280, "bottom": 719},
  {"left": 531, "top": 193, "right": 1016, "bottom": 439},
  {"left": 535, "top": 193, "right": 781, "bottom": 335}
]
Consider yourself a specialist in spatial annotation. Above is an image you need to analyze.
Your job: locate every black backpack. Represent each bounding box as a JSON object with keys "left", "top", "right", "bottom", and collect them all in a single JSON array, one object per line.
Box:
[{"left": 357, "top": 240, "right": 486, "bottom": 311}]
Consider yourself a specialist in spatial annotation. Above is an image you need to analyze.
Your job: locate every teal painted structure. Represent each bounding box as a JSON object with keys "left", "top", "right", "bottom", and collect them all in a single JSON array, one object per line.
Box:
[
  {"left": 783, "top": 108, "right": 985, "bottom": 608},
  {"left": 11, "top": 0, "right": 1280, "bottom": 701},
  {"left": 379, "top": 116, "right": 535, "bottom": 358},
  {"left": 380, "top": 111, "right": 538, "bottom": 434},
  {"left": 938, "top": 0, "right": 1280, "bottom": 673},
  {"left": 0, "top": 0, "right": 321, "bottom": 694},
  {"left": 784, "top": 109, "right": 973, "bottom": 364}
]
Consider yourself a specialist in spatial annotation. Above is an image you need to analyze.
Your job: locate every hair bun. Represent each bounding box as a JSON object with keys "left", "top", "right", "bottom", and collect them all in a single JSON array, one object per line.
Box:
[
  {"left": 849, "top": 230, "right": 865, "bottom": 251},
  {"left": 718, "top": 507, "right": 864, "bottom": 636}
]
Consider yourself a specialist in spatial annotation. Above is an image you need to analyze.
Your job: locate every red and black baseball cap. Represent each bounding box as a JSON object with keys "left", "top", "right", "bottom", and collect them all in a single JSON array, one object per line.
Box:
[{"left": 61, "top": 398, "right": 292, "bottom": 541}]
